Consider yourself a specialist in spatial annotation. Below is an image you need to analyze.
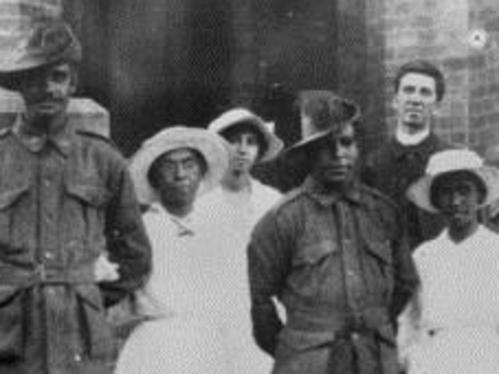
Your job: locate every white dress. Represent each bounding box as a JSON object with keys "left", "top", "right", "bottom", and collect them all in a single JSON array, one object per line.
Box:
[
  {"left": 196, "top": 178, "right": 282, "bottom": 372},
  {"left": 397, "top": 226, "right": 499, "bottom": 374},
  {"left": 115, "top": 200, "right": 272, "bottom": 374}
]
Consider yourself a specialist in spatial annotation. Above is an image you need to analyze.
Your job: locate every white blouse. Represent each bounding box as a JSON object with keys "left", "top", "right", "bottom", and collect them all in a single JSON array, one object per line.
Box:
[{"left": 398, "top": 225, "right": 499, "bottom": 373}]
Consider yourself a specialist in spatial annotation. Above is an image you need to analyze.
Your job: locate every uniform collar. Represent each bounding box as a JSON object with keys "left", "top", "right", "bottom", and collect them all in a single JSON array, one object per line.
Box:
[
  {"left": 391, "top": 132, "right": 440, "bottom": 160},
  {"left": 302, "top": 175, "right": 362, "bottom": 207},
  {"left": 12, "top": 114, "right": 73, "bottom": 156}
]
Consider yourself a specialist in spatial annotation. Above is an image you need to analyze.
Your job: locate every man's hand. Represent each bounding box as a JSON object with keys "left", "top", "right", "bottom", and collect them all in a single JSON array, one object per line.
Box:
[{"left": 94, "top": 253, "right": 120, "bottom": 282}]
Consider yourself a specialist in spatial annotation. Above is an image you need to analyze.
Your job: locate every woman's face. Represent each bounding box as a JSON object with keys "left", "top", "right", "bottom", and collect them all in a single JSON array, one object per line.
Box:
[
  {"left": 149, "top": 148, "right": 205, "bottom": 208},
  {"left": 433, "top": 172, "right": 483, "bottom": 230},
  {"left": 224, "top": 129, "right": 261, "bottom": 175}
]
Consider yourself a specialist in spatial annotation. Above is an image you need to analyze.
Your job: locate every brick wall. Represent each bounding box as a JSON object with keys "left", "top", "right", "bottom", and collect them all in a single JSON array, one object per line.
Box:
[{"left": 368, "top": 0, "right": 499, "bottom": 154}]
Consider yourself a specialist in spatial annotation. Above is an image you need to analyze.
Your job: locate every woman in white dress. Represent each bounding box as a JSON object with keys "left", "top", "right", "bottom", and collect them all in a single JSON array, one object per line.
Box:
[
  {"left": 398, "top": 149, "right": 499, "bottom": 374},
  {"left": 114, "top": 126, "right": 244, "bottom": 374},
  {"left": 201, "top": 108, "right": 284, "bottom": 230},
  {"left": 198, "top": 108, "right": 285, "bottom": 373}
]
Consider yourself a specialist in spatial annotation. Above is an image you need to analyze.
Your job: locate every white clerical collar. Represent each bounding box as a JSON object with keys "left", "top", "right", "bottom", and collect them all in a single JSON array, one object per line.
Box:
[{"left": 395, "top": 126, "right": 430, "bottom": 146}]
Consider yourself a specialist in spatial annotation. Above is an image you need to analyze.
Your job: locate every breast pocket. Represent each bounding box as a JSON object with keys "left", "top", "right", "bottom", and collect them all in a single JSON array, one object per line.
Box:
[
  {"left": 64, "top": 181, "right": 111, "bottom": 258},
  {"left": 65, "top": 182, "right": 110, "bottom": 209},
  {"left": 288, "top": 240, "right": 337, "bottom": 299}
]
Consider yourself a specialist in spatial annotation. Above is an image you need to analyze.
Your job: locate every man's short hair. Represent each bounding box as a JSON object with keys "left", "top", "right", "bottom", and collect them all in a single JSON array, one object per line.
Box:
[{"left": 394, "top": 60, "right": 445, "bottom": 102}]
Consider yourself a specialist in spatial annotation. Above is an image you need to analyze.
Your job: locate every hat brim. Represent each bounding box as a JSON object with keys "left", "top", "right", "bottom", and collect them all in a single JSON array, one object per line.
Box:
[
  {"left": 283, "top": 96, "right": 360, "bottom": 161},
  {"left": 0, "top": 43, "right": 81, "bottom": 91},
  {"left": 129, "top": 127, "right": 229, "bottom": 205},
  {"left": 407, "top": 166, "right": 499, "bottom": 213},
  {"left": 0, "top": 70, "right": 25, "bottom": 91},
  {"left": 209, "top": 109, "right": 284, "bottom": 162},
  {"left": 240, "top": 118, "right": 284, "bottom": 163}
]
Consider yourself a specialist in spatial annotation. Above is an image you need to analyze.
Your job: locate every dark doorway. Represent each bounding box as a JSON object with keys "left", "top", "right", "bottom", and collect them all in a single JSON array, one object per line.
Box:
[{"left": 64, "top": 0, "right": 233, "bottom": 156}]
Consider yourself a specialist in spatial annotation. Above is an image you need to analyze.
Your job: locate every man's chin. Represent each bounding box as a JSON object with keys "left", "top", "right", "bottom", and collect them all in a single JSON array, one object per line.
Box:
[
  {"left": 402, "top": 120, "right": 427, "bottom": 133},
  {"left": 322, "top": 175, "right": 353, "bottom": 190}
]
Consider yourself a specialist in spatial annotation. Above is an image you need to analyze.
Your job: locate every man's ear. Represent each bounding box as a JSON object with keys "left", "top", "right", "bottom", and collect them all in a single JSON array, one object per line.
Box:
[
  {"left": 431, "top": 99, "right": 442, "bottom": 116},
  {"left": 391, "top": 95, "right": 399, "bottom": 111}
]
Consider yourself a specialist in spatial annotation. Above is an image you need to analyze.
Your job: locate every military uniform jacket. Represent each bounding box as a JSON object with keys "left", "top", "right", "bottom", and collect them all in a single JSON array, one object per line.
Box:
[
  {"left": 248, "top": 177, "right": 418, "bottom": 374},
  {"left": 0, "top": 119, "right": 151, "bottom": 374}
]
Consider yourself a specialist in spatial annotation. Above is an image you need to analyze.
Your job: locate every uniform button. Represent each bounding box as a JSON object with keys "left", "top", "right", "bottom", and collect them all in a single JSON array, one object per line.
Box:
[
  {"left": 44, "top": 252, "right": 54, "bottom": 260},
  {"left": 74, "top": 353, "right": 82, "bottom": 362},
  {"left": 46, "top": 288, "right": 56, "bottom": 296},
  {"left": 351, "top": 332, "right": 360, "bottom": 341},
  {"left": 347, "top": 270, "right": 356, "bottom": 277}
]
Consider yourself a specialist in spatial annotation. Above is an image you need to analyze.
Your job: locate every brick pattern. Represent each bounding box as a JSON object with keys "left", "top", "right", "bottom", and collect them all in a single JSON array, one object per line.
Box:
[{"left": 368, "top": 0, "right": 499, "bottom": 155}]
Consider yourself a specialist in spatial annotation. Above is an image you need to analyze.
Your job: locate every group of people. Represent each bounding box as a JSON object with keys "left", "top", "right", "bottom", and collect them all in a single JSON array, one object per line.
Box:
[{"left": 0, "top": 18, "right": 498, "bottom": 374}]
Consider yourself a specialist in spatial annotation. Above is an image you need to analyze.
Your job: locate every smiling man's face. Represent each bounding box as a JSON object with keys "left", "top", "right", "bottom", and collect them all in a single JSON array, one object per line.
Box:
[{"left": 392, "top": 72, "right": 438, "bottom": 134}]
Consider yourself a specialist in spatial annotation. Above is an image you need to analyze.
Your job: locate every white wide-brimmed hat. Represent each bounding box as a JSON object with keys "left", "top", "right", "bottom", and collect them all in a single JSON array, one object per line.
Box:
[
  {"left": 129, "top": 126, "right": 229, "bottom": 205},
  {"left": 407, "top": 149, "right": 499, "bottom": 213},
  {"left": 208, "top": 108, "right": 283, "bottom": 163}
]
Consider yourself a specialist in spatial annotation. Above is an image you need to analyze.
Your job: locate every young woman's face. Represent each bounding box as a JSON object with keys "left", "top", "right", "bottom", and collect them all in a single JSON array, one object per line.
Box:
[{"left": 224, "top": 130, "right": 260, "bottom": 174}]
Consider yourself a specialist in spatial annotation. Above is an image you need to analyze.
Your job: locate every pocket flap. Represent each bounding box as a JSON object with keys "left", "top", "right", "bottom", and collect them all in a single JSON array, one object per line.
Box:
[
  {"left": 365, "top": 240, "right": 392, "bottom": 264},
  {"left": 0, "top": 185, "right": 29, "bottom": 211},
  {"left": 293, "top": 240, "right": 336, "bottom": 266},
  {"left": 66, "top": 182, "right": 110, "bottom": 207}
]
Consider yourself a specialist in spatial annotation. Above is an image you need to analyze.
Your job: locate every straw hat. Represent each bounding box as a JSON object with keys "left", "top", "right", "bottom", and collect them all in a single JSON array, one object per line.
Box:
[
  {"left": 208, "top": 108, "right": 283, "bottom": 162},
  {"left": 284, "top": 90, "right": 360, "bottom": 157},
  {"left": 129, "top": 126, "right": 229, "bottom": 205},
  {"left": 407, "top": 149, "right": 499, "bottom": 213},
  {"left": 0, "top": 20, "right": 81, "bottom": 90}
]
